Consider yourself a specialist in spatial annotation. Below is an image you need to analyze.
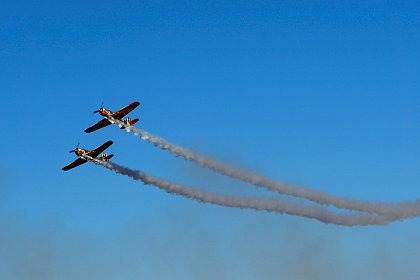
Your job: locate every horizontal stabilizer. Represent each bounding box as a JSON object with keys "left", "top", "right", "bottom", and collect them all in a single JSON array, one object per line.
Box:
[
  {"left": 105, "top": 154, "right": 114, "bottom": 160},
  {"left": 120, "top": 118, "right": 139, "bottom": 129}
]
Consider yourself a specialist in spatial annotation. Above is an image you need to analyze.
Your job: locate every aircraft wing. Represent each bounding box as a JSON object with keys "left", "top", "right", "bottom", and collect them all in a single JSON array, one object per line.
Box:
[
  {"left": 62, "top": 158, "right": 87, "bottom": 171},
  {"left": 87, "top": 140, "right": 114, "bottom": 158},
  {"left": 84, "top": 118, "right": 112, "bottom": 133},
  {"left": 111, "top": 101, "right": 140, "bottom": 119}
]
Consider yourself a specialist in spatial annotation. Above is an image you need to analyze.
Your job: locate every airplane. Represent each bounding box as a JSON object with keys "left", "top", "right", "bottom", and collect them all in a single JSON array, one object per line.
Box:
[
  {"left": 84, "top": 101, "right": 140, "bottom": 133},
  {"left": 62, "top": 140, "right": 114, "bottom": 171}
]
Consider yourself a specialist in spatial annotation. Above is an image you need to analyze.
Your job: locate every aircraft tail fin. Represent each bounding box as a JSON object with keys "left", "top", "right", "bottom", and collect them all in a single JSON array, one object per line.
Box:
[
  {"left": 120, "top": 118, "right": 139, "bottom": 129},
  {"left": 105, "top": 154, "right": 114, "bottom": 161}
]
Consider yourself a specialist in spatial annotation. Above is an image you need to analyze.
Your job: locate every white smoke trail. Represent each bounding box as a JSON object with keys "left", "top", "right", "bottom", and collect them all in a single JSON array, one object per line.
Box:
[
  {"left": 109, "top": 117, "right": 420, "bottom": 218},
  {"left": 84, "top": 156, "right": 404, "bottom": 226}
]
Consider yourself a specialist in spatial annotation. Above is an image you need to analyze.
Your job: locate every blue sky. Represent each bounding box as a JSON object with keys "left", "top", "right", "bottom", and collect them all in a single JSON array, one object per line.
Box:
[{"left": 1, "top": 1, "right": 420, "bottom": 279}]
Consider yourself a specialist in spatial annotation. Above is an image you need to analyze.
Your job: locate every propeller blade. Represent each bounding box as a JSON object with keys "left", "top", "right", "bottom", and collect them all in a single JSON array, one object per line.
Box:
[
  {"left": 93, "top": 110, "right": 99, "bottom": 114},
  {"left": 69, "top": 150, "right": 74, "bottom": 153}
]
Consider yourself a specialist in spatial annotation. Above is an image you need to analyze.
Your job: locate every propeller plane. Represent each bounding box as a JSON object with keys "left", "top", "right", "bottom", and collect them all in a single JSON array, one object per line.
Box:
[
  {"left": 85, "top": 101, "right": 140, "bottom": 133},
  {"left": 62, "top": 141, "right": 114, "bottom": 171}
]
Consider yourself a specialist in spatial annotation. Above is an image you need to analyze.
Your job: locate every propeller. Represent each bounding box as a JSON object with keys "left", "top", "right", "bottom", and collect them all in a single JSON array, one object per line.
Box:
[
  {"left": 69, "top": 142, "right": 80, "bottom": 153},
  {"left": 93, "top": 101, "right": 104, "bottom": 114}
]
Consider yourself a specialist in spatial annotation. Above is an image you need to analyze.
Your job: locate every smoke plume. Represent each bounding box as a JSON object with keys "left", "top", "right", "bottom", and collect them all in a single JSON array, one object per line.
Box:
[
  {"left": 108, "top": 117, "right": 420, "bottom": 219},
  {"left": 85, "top": 156, "right": 409, "bottom": 226}
]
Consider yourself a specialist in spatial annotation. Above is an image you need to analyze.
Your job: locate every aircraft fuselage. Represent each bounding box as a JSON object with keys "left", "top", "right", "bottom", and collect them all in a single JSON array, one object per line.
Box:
[{"left": 99, "top": 108, "right": 113, "bottom": 117}]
